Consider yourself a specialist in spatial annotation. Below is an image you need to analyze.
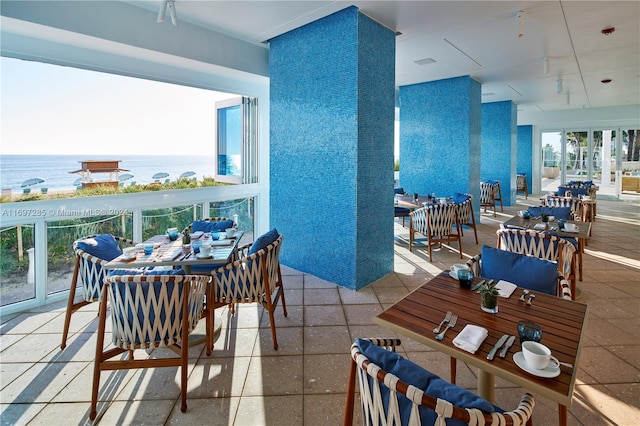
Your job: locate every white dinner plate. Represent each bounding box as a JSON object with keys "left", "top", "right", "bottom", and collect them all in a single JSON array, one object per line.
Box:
[
  {"left": 195, "top": 253, "right": 212, "bottom": 259},
  {"left": 513, "top": 352, "right": 561, "bottom": 378}
]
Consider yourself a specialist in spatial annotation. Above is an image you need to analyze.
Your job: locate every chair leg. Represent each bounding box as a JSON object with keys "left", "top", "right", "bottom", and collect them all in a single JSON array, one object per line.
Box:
[
  {"left": 180, "top": 285, "right": 189, "bottom": 413},
  {"left": 90, "top": 289, "right": 109, "bottom": 420},
  {"left": 450, "top": 357, "right": 457, "bottom": 384},
  {"left": 343, "top": 359, "right": 358, "bottom": 426},
  {"left": 61, "top": 258, "right": 81, "bottom": 350}
]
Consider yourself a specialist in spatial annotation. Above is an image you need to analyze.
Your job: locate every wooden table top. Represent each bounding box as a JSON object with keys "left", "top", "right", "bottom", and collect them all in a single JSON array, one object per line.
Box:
[
  {"left": 503, "top": 215, "right": 592, "bottom": 240},
  {"left": 104, "top": 232, "right": 243, "bottom": 270},
  {"left": 375, "top": 272, "right": 588, "bottom": 406}
]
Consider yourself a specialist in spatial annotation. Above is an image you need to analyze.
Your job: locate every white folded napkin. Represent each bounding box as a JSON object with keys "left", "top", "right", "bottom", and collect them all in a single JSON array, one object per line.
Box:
[
  {"left": 495, "top": 280, "right": 517, "bottom": 298},
  {"left": 534, "top": 223, "right": 547, "bottom": 230},
  {"left": 453, "top": 325, "right": 488, "bottom": 354}
]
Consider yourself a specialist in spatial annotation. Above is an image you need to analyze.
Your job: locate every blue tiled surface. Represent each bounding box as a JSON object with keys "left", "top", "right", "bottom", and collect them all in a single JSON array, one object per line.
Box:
[
  {"left": 269, "top": 6, "right": 395, "bottom": 290},
  {"left": 517, "top": 125, "right": 533, "bottom": 192},
  {"left": 481, "top": 101, "right": 516, "bottom": 206},
  {"left": 399, "top": 76, "right": 482, "bottom": 217}
]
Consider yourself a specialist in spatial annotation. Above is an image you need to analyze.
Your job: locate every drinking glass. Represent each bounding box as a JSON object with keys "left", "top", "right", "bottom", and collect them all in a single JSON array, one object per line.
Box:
[{"left": 457, "top": 269, "right": 473, "bottom": 288}]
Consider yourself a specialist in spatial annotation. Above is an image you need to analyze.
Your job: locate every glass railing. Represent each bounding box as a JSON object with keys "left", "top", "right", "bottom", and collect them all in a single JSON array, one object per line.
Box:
[{"left": 0, "top": 186, "right": 258, "bottom": 315}]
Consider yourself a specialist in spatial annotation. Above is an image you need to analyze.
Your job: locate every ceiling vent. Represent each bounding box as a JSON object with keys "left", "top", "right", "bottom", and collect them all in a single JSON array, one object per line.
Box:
[{"left": 414, "top": 58, "right": 436, "bottom": 66}]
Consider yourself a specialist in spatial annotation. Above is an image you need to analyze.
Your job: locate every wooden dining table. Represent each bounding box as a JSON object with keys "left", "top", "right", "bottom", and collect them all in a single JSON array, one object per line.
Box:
[{"left": 375, "top": 272, "right": 588, "bottom": 426}]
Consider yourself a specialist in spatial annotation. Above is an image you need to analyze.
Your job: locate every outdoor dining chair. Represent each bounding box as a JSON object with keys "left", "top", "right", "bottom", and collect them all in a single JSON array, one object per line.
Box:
[
  {"left": 516, "top": 174, "right": 528, "bottom": 199},
  {"left": 487, "top": 180, "right": 504, "bottom": 212},
  {"left": 60, "top": 234, "right": 136, "bottom": 350},
  {"left": 394, "top": 187, "right": 410, "bottom": 227},
  {"left": 479, "top": 182, "right": 497, "bottom": 217},
  {"left": 496, "top": 228, "right": 577, "bottom": 298},
  {"left": 209, "top": 229, "right": 286, "bottom": 352},
  {"left": 343, "top": 338, "right": 535, "bottom": 426},
  {"left": 409, "top": 204, "right": 462, "bottom": 262},
  {"left": 90, "top": 273, "right": 209, "bottom": 420},
  {"left": 453, "top": 193, "right": 478, "bottom": 244}
]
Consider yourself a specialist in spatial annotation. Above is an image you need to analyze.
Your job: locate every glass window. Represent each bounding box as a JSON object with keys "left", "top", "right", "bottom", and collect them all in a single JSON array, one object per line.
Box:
[
  {"left": 214, "top": 97, "right": 258, "bottom": 184},
  {"left": 1, "top": 224, "right": 36, "bottom": 306}
]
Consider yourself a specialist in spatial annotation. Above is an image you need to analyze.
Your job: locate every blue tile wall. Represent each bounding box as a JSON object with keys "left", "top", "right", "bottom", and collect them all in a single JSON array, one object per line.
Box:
[
  {"left": 481, "top": 101, "right": 517, "bottom": 206},
  {"left": 517, "top": 125, "right": 533, "bottom": 194},
  {"left": 399, "top": 76, "right": 482, "bottom": 218},
  {"left": 269, "top": 6, "right": 395, "bottom": 290}
]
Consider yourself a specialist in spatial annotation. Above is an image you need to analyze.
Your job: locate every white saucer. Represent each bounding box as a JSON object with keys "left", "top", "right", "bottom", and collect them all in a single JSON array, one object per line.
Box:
[
  {"left": 195, "top": 253, "right": 212, "bottom": 259},
  {"left": 449, "top": 271, "right": 458, "bottom": 279},
  {"left": 513, "top": 352, "right": 561, "bottom": 378}
]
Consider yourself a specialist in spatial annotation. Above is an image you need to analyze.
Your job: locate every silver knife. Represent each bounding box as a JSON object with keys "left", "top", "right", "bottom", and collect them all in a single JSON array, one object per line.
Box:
[
  {"left": 487, "top": 334, "right": 509, "bottom": 360},
  {"left": 499, "top": 335, "right": 516, "bottom": 358}
]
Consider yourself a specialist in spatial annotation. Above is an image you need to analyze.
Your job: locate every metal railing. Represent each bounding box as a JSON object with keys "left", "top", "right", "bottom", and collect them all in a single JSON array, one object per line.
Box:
[{"left": 0, "top": 185, "right": 260, "bottom": 315}]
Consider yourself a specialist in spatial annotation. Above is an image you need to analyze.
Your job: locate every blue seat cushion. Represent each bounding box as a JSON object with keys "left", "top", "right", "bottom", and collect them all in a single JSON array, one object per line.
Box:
[
  {"left": 481, "top": 245, "right": 558, "bottom": 296},
  {"left": 356, "top": 339, "right": 499, "bottom": 426},
  {"left": 395, "top": 207, "right": 410, "bottom": 215},
  {"left": 76, "top": 234, "right": 122, "bottom": 261},
  {"left": 394, "top": 187, "right": 405, "bottom": 194},
  {"left": 249, "top": 228, "right": 279, "bottom": 255},
  {"left": 192, "top": 219, "right": 234, "bottom": 233},
  {"left": 453, "top": 192, "right": 471, "bottom": 204}
]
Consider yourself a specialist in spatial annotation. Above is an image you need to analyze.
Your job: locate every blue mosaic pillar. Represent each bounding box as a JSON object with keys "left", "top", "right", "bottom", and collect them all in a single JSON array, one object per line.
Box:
[
  {"left": 399, "top": 76, "right": 482, "bottom": 217},
  {"left": 269, "top": 6, "right": 395, "bottom": 290},
  {"left": 517, "top": 125, "right": 533, "bottom": 195},
  {"left": 481, "top": 101, "right": 517, "bottom": 206}
]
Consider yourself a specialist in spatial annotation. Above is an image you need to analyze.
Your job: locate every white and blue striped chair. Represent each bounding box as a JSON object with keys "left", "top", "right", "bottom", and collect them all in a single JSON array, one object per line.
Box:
[
  {"left": 90, "top": 273, "right": 209, "bottom": 420},
  {"left": 61, "top": 234, "right": 136, "bottom": 350},
  {"left": 210, "top": 231, "right": 286, "bottom": 352},
  {"left": 344, "top": 338, "right": 535, "bottom": 426},
  {"left": 496, "top": 228, "right": 576, "bottom": 298},
  {"left": 409, "top": 204, "right": 462, "bottom": 262}
]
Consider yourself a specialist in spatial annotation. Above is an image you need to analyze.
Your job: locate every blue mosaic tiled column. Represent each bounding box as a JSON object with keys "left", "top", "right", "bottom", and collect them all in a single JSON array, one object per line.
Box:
[
  {"left": 269, "top": 6, "right": 395, "bottom": 290},
  {"left": 517, "top": 125, "right": 533, "bottom": 194},
  {"left": 481, "top": 101, "right": 517, "bottom": 206},
  {"left": 399, "top": 76, "right": 482, "bottom": 217}
]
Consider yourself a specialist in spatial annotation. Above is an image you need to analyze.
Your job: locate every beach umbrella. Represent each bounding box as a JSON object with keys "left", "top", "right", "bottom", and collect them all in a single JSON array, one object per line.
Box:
[
  {"left": 118, "top": 173, "right": 134, "bottom": 182},
  {"left": 73, "top": 178, "right": 83, "bottom": 187},
  {"left": 21, "top": 178, "right": 45, "bottom": 187},
  {"left": 179, "top": 171, "right": 196, "bottom": 179},
  {"left": 152, "top": 172, "right": 169, "bottom": 180}
]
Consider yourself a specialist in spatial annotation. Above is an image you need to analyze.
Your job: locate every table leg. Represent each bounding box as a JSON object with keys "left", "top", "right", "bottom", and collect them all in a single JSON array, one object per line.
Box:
[
  {"left": 477, "top": 369, "right": 495, "bottom": 403},
  {"left": 559, "top": 403, "right": 567, "bottom": 426},
  {"left": 188, "top": 313, "right": 222, "bottom": 346}
]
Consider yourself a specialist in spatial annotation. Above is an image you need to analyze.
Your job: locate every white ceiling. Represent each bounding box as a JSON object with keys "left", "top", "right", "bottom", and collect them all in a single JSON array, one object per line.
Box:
[{"left": 126, "top": 0, "right": 640, "bottom": 113}]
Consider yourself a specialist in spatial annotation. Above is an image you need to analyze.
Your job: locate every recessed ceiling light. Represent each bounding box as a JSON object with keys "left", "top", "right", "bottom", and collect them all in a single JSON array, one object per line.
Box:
[
  {"left": 414, "top": 58, "right": 436, "bottom": 66},
  {"left": 601, "top": 79, "right": 612, "bottom": 84},
  {"left": 482, "top": 92, "right": 495, "bottom": 96}
]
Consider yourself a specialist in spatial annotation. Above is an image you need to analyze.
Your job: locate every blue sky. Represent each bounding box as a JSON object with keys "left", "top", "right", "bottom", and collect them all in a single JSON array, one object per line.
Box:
[{"left": 1, "top": 57, "right": 234, "bottom": 156}]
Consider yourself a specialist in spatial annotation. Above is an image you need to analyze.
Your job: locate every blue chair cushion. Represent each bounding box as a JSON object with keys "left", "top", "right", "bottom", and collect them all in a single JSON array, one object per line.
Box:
[
  {"left": 356, "top": 339, "right": 499, "bottom": 426},
  {"left": 394, "top": 187, "right": 405, "bottom": 194},
  {"left": 249, "top": 228, "right": 279, "bottom": 255},
  {"left": 453, "top": 192, "right": 471, "bottom": 204},
  {"left": 395, "top": 207, "right": 410, "bottom": 215},
  {"left": 192, "top": 219, "right": 235, "bottom": 233},
  {"left": 481, "top": 245, "right": 558, "bottom": 296},
  {"left": 76, "top": 234, "right": 122, "bottom": 261}
]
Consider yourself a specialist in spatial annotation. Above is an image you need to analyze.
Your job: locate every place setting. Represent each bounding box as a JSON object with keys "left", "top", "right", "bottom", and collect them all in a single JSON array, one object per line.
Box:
[{"left": 512, "top": 320, "right": 573, "bottom": 378}]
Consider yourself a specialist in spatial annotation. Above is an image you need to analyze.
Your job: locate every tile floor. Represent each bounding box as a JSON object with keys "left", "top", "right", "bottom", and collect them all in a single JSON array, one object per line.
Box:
[{"left": 1, "top": 196, "right": 639, "bottom": 425}]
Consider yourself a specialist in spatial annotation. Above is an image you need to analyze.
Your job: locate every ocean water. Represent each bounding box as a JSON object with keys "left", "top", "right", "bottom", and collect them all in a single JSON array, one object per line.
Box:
[{"left": 0, "top": 155, "right": 216, "bottom": 193}]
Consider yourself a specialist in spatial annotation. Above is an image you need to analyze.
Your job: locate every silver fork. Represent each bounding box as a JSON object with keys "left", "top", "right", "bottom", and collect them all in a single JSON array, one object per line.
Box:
[
  {"left": 435, "top": 314, "right": 458, "bottom": 340},
  {"left": 433, "top": 311, "right": 452, "bottom": 333}
]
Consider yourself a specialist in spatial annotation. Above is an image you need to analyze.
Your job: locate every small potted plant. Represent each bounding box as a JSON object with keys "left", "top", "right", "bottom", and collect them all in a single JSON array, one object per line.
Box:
[
  {"left": 478, "top": 281, "right": 500, "bottom": 314},
  {"left": 540, "top": 212, "right": 550, "bottom": 223}
]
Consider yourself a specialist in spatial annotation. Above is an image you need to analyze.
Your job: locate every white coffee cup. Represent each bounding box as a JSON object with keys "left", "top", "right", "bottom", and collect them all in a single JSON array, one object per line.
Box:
[
  {"left": 564, "top": 223, "right": 577, "bottom": 232},
  {"left": 522, "top": 341, "right": 560, "bottom": 370},
  {"left": 225, "top": 227, "right": 237, "bottom": 238},
  {"left": 199, "top": 242, "right": 212, "bottom": 257},
  {"left": 450, "top": 263, "right": 469, "bottom": 276},
  {"left": 123, "top": 247, "right": 136, "bottom": 259}
]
